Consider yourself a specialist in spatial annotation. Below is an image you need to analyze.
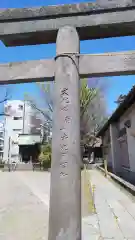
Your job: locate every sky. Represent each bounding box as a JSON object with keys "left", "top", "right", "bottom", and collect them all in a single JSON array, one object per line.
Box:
[{"left": 0, "top": 0, "right": 135, "bottom": 116}]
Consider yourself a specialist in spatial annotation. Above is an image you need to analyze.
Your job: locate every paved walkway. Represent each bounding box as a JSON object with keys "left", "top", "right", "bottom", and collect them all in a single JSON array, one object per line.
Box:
[
  {"left": 82, "top": 169, "right": 135, "bottom": 240},
  {"left": 0, "top": 170, "right": 135, "bottom": 239}
]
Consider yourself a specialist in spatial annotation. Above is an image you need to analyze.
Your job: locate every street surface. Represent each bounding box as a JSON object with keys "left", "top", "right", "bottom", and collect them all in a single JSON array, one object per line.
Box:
[{"left": 0, "top": 170, "right": 135, "bottom": 239}]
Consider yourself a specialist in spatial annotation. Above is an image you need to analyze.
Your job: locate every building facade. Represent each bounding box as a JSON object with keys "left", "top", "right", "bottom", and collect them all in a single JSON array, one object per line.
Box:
[
  {"left": 3, "top": 100, "right": 42, "bottom": 163},
  {"left": 97, "top": 86, "right": 135, "bottom": 184},
  {"left": 0, "top": 121, "right": 4, "bottom": 162}
]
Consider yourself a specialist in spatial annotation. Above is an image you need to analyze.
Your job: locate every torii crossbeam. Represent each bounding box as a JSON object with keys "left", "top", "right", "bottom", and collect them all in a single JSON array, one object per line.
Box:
[
  {"left": 0, "top": 51, "right": 135, "bottom": 84},
  {"left": 0, "top": 0, "right": 135, "bottom": 46}
]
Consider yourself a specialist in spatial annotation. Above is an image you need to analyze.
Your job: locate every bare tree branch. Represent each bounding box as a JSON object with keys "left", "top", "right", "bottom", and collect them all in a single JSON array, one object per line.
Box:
[
  {"left": 25, "top": 80, "right": 108, "bottom": 147},
  {"left": 0, "top": 86, "right": 12, "bottom": 116}
]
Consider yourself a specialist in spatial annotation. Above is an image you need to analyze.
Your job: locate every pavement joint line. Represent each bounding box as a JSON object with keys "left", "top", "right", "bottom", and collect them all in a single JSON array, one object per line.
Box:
[
  {"left": 105, "top": 199, "right": 125, "bottom": 239},
  {"left": 118, "top": 199, "right": 135, "bottom": 222}
]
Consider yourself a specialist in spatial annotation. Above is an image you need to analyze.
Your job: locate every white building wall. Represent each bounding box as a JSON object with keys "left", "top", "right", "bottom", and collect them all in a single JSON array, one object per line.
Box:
[
  {"left": 0, "top": 121, "right": 4, "bottom": 161},
  {"left": 3, "top": 100, "right": 24, "bottom": 163},
  {"left": 3, "top": 100, "right": 42, "bottom": 163},
  {"left": 102, "top": 129, "right": 112, "bottom": 168},
  {"left": 119, "top": 103, "right": 135, "bottom": 172},
  {"left": 101, "top": 102, "right": 135, "bottom": 183},
  {"left": 23, "top": 104, "right": 31, "bottom": 134}
]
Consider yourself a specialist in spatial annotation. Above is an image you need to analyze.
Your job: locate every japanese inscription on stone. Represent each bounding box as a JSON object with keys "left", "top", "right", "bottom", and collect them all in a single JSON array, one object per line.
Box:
[{"left": 59, "top": 87, "right": 71, "bottom": 178}]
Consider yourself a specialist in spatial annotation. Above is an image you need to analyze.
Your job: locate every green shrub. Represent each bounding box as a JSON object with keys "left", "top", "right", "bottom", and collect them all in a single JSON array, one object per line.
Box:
[
  {"left": 43, "top": 143, "right": 51, "bottom": 154},
  {"left": 39, "top": 143, "right": 51, "bottom": 170}
]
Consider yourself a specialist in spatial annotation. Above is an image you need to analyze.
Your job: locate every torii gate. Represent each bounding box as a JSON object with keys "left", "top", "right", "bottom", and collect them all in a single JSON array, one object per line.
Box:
[{"left": 0, "top": 0, "right": 135, "bottom": 239}]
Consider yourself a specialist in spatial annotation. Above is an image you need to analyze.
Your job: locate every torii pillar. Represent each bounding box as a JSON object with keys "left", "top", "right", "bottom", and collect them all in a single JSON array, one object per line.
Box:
[{"left": 48, "top": 26, "right": 81, "bottom": 240}]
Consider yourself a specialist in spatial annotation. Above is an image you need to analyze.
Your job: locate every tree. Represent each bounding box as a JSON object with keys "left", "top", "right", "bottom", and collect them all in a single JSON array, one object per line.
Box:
[
  {"left": 80, "top": 79, "right": 108, "bottom": 146},
  {"left": 24, "top": 83, "right": 53, "bottom": 143},
  {"left": 25, "top": 79, "right": 108, "bottom": 146},
  {"left": 80, "top": 79, "right": 97, "bottom": 145}
]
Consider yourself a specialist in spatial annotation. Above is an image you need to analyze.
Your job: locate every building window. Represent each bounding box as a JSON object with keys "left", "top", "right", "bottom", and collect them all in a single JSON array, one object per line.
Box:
[
  {"left": 12, "top": 141, "right": 18, "bottom": 145},
  {"left": 0, "top": 132, "right": 3, "bottom": 137},
  {"left": 11, "top": 154, "right": 18, "bottom": 157},
  {"left": 5, "top": 105, "right": 11, "bottom": 113},
  {"left": 124, "top": 119, "right": 131, "bottom": 128},
  {"left": 7, "top": 105, "right": 11, "bottom": 110},
  {"left": 0, "top": 140, "right": 3, "bottom": 146},
  {"left": 118, "top": 127, "right": 126, "bottom": 138},
  {"left": 13, "top": 129, "right": 22, "bottom": 132},
  {"left": 18, "top": 105, "right": 23, "bottom": 110},
  {"left": 13, "top": 116, "right": 22, "bottom": 120}
]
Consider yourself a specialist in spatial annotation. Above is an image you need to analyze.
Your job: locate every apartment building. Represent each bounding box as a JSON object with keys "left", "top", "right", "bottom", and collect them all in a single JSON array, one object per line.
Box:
[{"left": 3, "top": 100, "right": 42, "bottom": 163}]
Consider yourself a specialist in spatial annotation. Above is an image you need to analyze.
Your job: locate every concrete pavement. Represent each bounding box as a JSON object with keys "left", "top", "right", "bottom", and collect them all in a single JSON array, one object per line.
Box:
[
  {"left": 0, "top": 172, "right": 49, "bottom": 240},
  {"left": 82, "top": 169, "right": 135, "bottom": 240},
  {"left": 0, "top": 170, "right": 135, "bottom": 239}
]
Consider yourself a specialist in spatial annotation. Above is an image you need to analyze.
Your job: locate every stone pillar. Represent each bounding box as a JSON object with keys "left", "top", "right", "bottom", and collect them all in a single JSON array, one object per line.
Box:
[
  {"left": 110, "top": 123, "right": 121, "bottom": 174},
  {"left": 48, "top": 26, "right": 81, "bottom": 240}
]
